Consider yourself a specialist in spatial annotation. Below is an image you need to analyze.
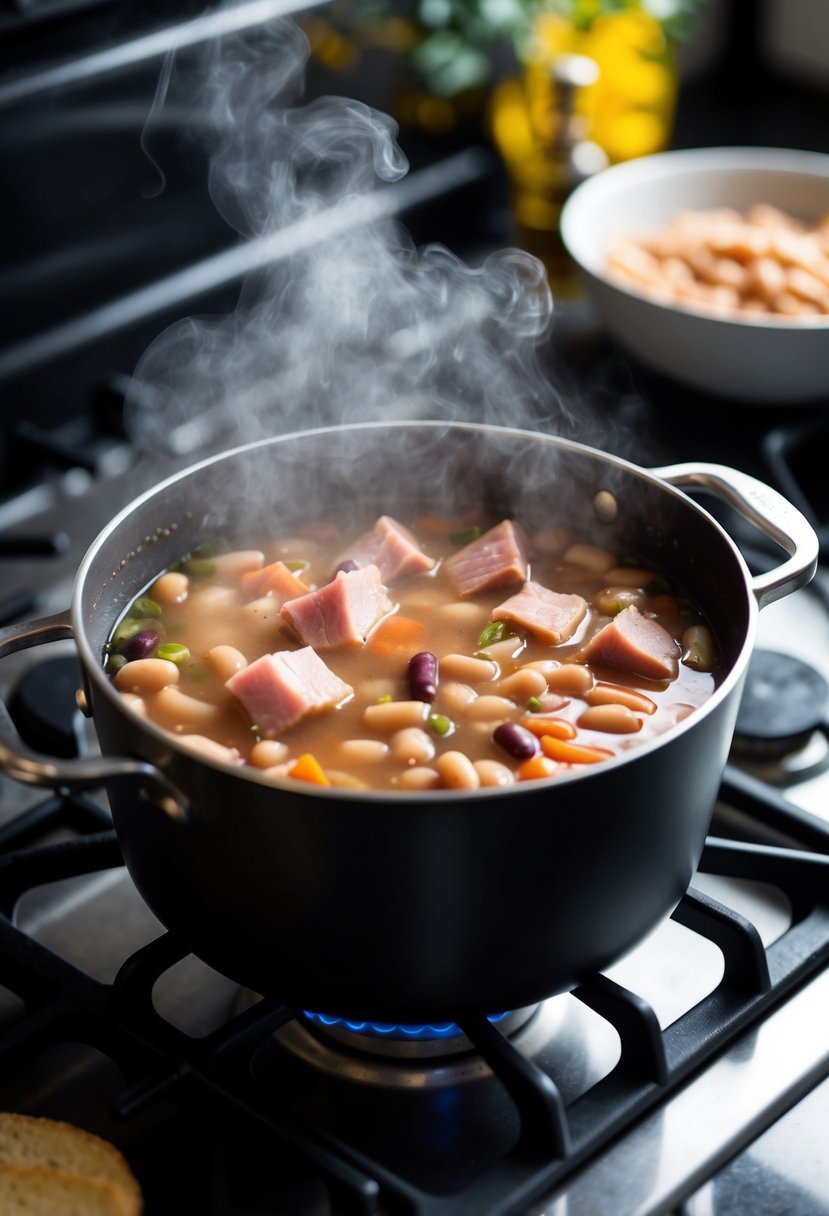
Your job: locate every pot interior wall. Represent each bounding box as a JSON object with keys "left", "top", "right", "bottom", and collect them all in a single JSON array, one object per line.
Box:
[{"left": 78, "top": 423, "right": 751, "bottom": 677}]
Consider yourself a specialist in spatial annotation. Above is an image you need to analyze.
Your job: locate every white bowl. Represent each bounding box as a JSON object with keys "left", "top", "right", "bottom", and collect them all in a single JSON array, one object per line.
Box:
[{"left": 560, "top": 147, "right": 829, "bottom": 403}]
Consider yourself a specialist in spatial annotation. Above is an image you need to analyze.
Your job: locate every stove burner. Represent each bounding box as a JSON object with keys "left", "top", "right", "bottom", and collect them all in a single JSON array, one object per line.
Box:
[
  {"left": 303, "top": 1009, "right": 510, "bottom": 1040},
  {"left": 300, "top": 1008, "right": 531, "bottom": 1060},
  {"left": 733, "top": 649, "right": 829, "bottom": 760}
]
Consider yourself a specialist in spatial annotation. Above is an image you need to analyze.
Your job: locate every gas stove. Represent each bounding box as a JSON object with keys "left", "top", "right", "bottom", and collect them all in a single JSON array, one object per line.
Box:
[{"left": 3, "top": 4, "right": 829, "bottom": 1214}]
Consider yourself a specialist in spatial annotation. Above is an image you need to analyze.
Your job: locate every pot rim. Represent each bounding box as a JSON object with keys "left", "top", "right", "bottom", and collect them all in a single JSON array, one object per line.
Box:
[{"left": 72, "top": 419, "right": 758, "bottom": 802}]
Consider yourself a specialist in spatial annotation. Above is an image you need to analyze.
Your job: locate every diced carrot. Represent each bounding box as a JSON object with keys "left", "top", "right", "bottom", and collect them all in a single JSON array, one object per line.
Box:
[
  {"left": 520, "top": 716, "right": 577, "bottom": 740},
  {"left": 539, "top": 736, "right": 613, "bottom": 764},
  {"left": 241, "top": 561, "right": 308, "bottom": 600},
  {"left": 584, "top": 683, "right": 657, "bottom": 715},
  {"left": 517, "top": 755, "right": 558, "bottom": 781},
  {"left": 289, "top": 753, "right": 331, "bottom": 786},
  {"left": 367, "top": 615, "right": 426, "bottom": 656}
]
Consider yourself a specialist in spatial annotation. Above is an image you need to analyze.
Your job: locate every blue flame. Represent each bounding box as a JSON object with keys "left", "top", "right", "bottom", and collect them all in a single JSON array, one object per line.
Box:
[{"left": 302, "top": 1009, "right": 509, "bottom": 1039}]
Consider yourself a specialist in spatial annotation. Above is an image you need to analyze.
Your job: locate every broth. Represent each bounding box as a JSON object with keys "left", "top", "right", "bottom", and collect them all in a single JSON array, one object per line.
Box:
[{"left": 104, "top": 511, "right": 720, "bottom": 791}]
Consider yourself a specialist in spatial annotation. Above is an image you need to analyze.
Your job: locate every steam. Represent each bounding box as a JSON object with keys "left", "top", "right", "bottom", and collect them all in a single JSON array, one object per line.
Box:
[{"left": 127, "top": 9, "right": 563, "bottom": 455}]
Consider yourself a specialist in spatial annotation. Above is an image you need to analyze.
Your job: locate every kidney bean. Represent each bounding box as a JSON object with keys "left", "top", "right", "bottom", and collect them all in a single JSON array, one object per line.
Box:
[
  {"left": 121, "top": 629, "right": 160, "bottom": 662},
  {"left": 408, "top": 651, "right": 439, "bottom": 703},
  {"left": 493, "top": 722, "right": 540, "bottom": 761},
  {"left": 335, "top": 559, "right": 360, "bottom": 575}
]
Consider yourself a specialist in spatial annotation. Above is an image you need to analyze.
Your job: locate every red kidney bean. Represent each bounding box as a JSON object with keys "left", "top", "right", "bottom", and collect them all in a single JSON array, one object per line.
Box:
[
  {"left": 493, "top": 721, "right": 540, "bottom": 760},
  {"left": 335, "top": 559, "right": 359, "bottom": 576},
  {"left": 121, "top": 629, "right": 160, "bottom": 662},
  {"left": 408, "top": 651, "right": 439, "bottom": 703}
]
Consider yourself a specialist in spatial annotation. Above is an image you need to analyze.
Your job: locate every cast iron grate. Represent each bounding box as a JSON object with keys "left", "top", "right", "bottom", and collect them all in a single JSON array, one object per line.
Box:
[{"left": 0, "top": 777, "right": 828, "bottom": 1216}]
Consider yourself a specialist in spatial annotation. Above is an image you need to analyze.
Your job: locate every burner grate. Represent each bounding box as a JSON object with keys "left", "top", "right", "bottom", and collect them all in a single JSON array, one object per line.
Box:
[{"left": 0, "top": 787, "right": 828, "bottom": 1215}]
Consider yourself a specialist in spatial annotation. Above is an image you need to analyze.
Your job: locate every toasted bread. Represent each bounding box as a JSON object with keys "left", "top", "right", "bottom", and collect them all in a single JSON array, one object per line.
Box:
[
  {"left": 0, "top": 1114, "right": 141, "bottom": 1215},
  {"left": 0, "top": 1162, "right": 136, "bottom": 1215}
]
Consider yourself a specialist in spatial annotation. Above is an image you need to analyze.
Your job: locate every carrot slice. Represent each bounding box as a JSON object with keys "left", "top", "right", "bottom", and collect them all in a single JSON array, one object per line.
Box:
[
  {"left": 517, "top": 755, "right": 558, "bottom": 781},
  {"left": 540, "top": 736, "right": 613, "bottom": 764},
  {"left": 368, "top": 615, "right": 426, "bottom": 656},
  {"left": 241, "top": 561, "right": 307, "bottom": 600},
  {"left": 289, "top": 753, "right": 331, "bottom": 786},
  {"left": 520, "top": 716, "right": 577, "bottom": 740}
]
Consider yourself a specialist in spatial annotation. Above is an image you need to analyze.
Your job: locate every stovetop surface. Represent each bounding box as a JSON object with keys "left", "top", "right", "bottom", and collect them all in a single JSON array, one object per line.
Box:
[{"left": 2, "top": 6, "right": 829, "bottom": 1213}]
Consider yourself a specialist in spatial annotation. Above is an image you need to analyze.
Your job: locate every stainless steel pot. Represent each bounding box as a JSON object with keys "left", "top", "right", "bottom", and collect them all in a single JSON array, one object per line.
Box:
[{"left": 0, "top": 422, "right": 818, "bottom": 1020}]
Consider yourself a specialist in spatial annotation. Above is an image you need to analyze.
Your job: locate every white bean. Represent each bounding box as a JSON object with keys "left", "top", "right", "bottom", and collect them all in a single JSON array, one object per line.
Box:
[
  {"left": 189, "top": 585, "right": 239, "bottom": 612},
  {"left": 390, "top": 727, "right": 435, "bottom": 765},
  {"left": 479, "top": 637, "right": 526, "bottom": 666},
  {"left": 115, "top": 658, "right": 180, "bottom": 694},
  {"left": 151, "top": 686, "right": 220, "bottom": 730},
  {"left": 208, "top": 550, "right": 265, "bottom": 578},
  {"left": 178, "top": 735, "right": 241, "bottom": 764},
  {"left": 437, "top": 682, "right": 478, "bottom": 717},
  {"left": 563, "top": 543, "right": 615, "bottom": 573},
  {"left": 544, "top": 664, "right": 594, "bottom": 695},
  {"left": 436, "top": 601, "right": 490, "bottom": 629},
  {"left": 338, "top": 739, "right": 391, "bottom": 764},
  {"left": 532, "top": 526, "right": 571, "bottom": 555},
  {"left": 151, "top": 571, "right": 189, "bottom": 605},
  {"left": 205, "top": 645, "right": 248, "bottom": 682},
  {"left": 577, "top": 704, "right": 642, "bottom": 734},
  {"left": 250, "top": 739, "right": 290, "bottom": 768},
  {"left": 437, "top": 751, "right": 480, "bottom": 790},
  {"left": 326, "top": 770, "right": 371, "bottom": 791},
  {"left": 466, "top": 695, "right": 518, "bottom": 721},
  {"left": 474, "top": 759, "right": 515, "bottom": 787},
  {"left": 398, "top": 766, "right": 441, "bottom": 790},
  {"left": 440, "top": 653, "right": 498, "bottom": 683},
  {"left": 119, "top": 692, "right": 146, "bottom": 717},
  {"left": 363, "top": 700, "right": 429, "bottom": 731},
  {"left": 496, "top": 669, "right": 548, "bottom": 700}
]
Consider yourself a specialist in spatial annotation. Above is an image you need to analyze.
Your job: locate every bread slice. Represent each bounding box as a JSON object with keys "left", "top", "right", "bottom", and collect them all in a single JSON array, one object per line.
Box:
[
  {"left": 0, "top": 1163, "right": 135, "bottom": 1215},
  {"left": 0, "top": 1114, "right": 141, "bottom": 1214}
]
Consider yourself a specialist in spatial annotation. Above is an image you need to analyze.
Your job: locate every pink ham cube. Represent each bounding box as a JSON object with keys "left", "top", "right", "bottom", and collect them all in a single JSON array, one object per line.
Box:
[
  {"left": 332, "top": 516, "right": 435, "bottom": 583},
  {"left": 226, "top": 648, "right": 353, "bottom": 735},
  {"left": 582, "top": 606, "right": 680, "bottom": 681},
  {"left": 444, "top": 520, "right": 529, "bottom": 598},
  {"left": 492, "top": 581, "right": 587, "bottom": 645},
  {"left": 281, "top": 564, "right": 393, "bottom": 650}
]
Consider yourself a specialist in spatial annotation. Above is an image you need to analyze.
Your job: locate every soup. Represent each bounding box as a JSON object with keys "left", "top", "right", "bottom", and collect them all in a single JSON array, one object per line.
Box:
[{"left": 104, "top": 511, "right": 719, "bottom": 791}]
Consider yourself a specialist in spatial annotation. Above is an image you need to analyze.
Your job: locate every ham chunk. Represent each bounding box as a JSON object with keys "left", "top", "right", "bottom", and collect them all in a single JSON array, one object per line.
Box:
[
  {"left": 492, "top": 581, "right": 587, "bottom": 645},
  {"left": 333, "top": 516, "right": 435, "bottom": 583},
  {"left": 444, "top": 520, "right": 529, "bottom": 598},
  {"left": 226, "top": 648, "right": 352, "bottom": 735},
  {"left": 281, "top": 564, "right": 393, "bottom": 650},
  {"left": 582, "top": 606, "right": 680, "bottom": 681}
]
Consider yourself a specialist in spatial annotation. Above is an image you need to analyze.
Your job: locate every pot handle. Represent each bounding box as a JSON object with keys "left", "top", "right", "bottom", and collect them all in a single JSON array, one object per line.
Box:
[
  {"left": 0, "top": 610, "right": 187, "bottom": 818},
  {"left": 650, "top": 462, "right": 819, "bottom": 610}
]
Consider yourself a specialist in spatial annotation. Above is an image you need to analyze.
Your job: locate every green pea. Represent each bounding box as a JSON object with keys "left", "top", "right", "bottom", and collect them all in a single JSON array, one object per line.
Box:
[
  {"left": 131, "top": 597, "right": 161, "bottom": 619},
  {"left": 181, "top": 559, "right": 216, "bottom": 577},
  {"left": 105, "top": 654, "right": 127, "bottom": 675},
  {"left": 428, "top": 713, "right": 453, "bottom": 737},
  {"left": 157, "top": 643, "right": 190, "bottom": 664},
  {"left": 450, "top": 525, "right": 480, "bottom": 545}
]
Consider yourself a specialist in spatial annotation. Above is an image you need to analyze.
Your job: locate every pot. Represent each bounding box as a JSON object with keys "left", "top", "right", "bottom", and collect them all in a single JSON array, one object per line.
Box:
[{"left": 0, "top": 422, "right": 818, "bottom": 1021}]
